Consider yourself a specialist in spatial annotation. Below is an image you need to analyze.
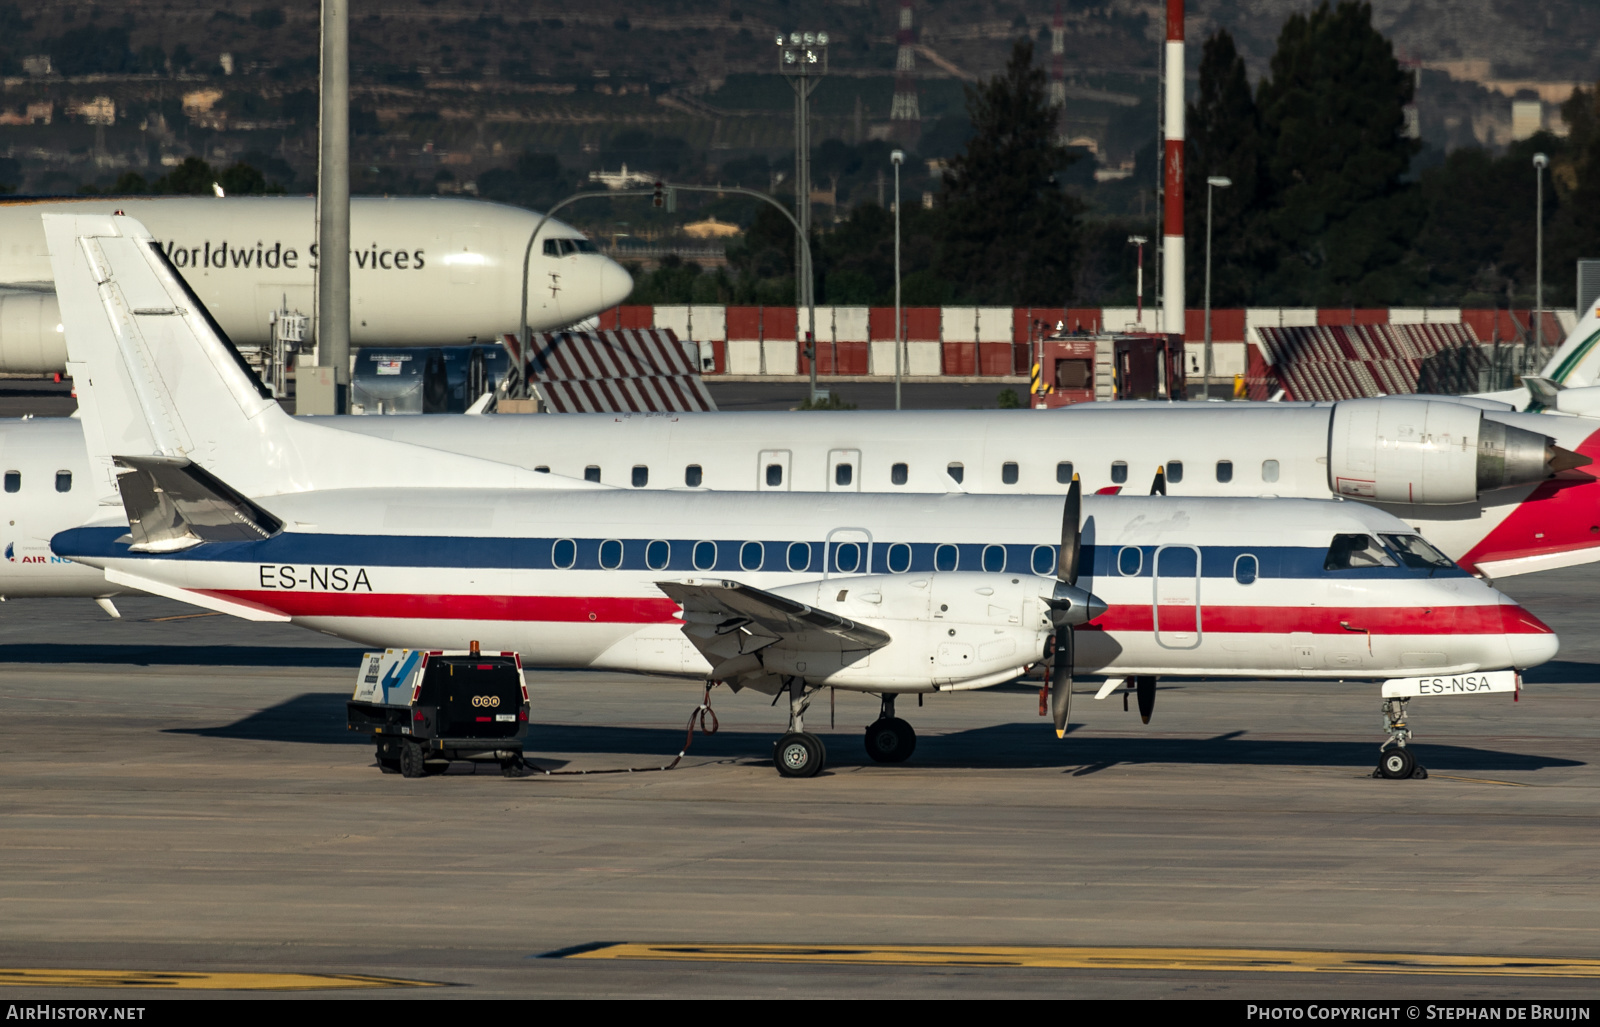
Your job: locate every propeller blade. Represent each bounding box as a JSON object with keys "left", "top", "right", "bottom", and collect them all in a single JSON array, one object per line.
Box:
[
  {"left": 1150, "top": 466, "right": 1167, "bottom": 496},
  {"left": 1058, "top": 475, "right": 1081, "bottom": 586},
  {"left": 1051, "top": 624, "right": 1074, "bottom": 738}
]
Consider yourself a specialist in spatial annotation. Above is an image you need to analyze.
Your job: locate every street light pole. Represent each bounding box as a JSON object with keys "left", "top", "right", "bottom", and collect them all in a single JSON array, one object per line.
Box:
[
  {"left": 1128, "top": 235, "right": 1148, "bottom": 327},
  {"left": 1534, "top": 152, "right": 1548, "bottom": 359},
  {"left": 892, "top": 148, "right": 903, "bottom": 411},
  {"left": 1204, "top": 175, "right": 1232, "bottom": 401},
  {"left": 778, "top": 30, "right": 829, "bottom": 401}
]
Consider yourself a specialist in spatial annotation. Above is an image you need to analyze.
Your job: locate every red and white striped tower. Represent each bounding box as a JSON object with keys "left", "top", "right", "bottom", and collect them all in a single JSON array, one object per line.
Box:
[
  {"left": 1162, "top": 0, "right": 1185, "bottom": 338},
  {"left": 1049, "top": 3, "right": 1065, "bottom": 143},
  {"left": 890, "top": 0, "right": 921, "bottom": 132}
]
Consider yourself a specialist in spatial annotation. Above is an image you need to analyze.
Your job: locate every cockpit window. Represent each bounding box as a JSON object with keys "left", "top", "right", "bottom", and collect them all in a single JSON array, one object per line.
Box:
[
  {"left": 1381, "top": 534, "right": 1455, "bottom": 572},
  {"left": 1324, "top": 533, "right": 1397, "bottom": 571},
  {"left": 543, "top": 238, "right": 598, "bottom": 257}
]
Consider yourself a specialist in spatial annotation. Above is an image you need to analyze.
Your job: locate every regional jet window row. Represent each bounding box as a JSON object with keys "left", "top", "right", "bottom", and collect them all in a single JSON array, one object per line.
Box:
[
  {"left": 545, "top": 457, "right": 1288, "bottom": 492},
  {"left": 1, "top": 470, "right": 71, "bottom": 493},
  {"left": 511, "top": 535, "right": 1460, "bottom": 580}
]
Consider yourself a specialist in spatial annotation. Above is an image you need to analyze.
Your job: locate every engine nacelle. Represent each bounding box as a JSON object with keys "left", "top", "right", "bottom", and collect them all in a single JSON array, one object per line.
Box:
[
  {"left": 0, "top": 288, "right": 65, "bottom": 374},
  {"left": 767, "top": 572, "right": 1051, "bottom": 691},
  {"left": 1328, "top": 398, "right": 1559, "bottom": 505}
]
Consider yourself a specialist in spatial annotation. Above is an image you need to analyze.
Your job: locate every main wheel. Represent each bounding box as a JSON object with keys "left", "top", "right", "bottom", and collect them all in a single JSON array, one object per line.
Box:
[
  {"left": 1378, "top": 747, "right": 1416, "bottom": 780},
  {"left": 399, "top": 742, "right": 427, "bottom": 778},
  {"left": 863, "top": 717, "right": 916, "bottom": 763},
  {"left": 774, "top": 731, "right": 826, "bottom": 778}
]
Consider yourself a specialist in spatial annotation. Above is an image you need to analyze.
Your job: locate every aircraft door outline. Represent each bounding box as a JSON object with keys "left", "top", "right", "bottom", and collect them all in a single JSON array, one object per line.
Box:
[
  {"left": 824, "top": 527, "right": 873, "bottom": 581},
  {"left": 1153, "top": 543, "right": 1202, "bottom": 650},
  {"left": 827, "top": 448, "right": 861, "bottom": 492}
]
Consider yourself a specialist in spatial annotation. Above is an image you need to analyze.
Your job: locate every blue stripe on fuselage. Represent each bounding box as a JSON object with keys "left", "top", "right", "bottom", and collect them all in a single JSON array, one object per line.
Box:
[{"left": 49, "top": 526, "right": 1471, "bottom": 581}]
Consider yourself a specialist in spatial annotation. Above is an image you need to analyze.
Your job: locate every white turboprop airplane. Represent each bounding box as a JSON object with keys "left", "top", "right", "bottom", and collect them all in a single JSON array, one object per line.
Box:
[
  {"left": 41, "top": 212, "right": 1558, "bottom": 779},
  {"left": 0, "top": 196, "right": 633, "bottom": 372}
]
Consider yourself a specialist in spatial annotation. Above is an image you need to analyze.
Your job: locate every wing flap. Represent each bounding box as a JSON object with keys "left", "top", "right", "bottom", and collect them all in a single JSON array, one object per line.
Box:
[{"left": 657, "top": 579, "right": 892, "bottom": 656}]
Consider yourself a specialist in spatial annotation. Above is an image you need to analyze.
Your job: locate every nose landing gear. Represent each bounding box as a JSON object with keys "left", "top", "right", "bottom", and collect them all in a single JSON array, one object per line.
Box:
[
  {"left": 864, "top": 693, "right": 916, "bottom": 763},
  {"left": 1375, "top": 698, "right": 1428, "bottom": 779}
]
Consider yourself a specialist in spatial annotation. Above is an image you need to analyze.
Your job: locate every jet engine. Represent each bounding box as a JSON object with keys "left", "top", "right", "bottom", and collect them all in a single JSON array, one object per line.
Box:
[
  {"left": 0, "top": 288, "right": 64, "bottom": 374},
  {"left": 1327, "top": 398, "right": 1580, "bottom": 505}
]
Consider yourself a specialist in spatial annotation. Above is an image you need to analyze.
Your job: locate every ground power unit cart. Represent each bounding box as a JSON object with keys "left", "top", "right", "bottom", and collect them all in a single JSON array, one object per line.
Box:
[{"left": 346, "top": 646, "right": 531, "bottom": 777}]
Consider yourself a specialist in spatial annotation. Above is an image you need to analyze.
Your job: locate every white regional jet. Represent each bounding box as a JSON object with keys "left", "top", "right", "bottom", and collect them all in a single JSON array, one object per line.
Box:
[
  {"left": 41, "top": 212, "right": 1557, "bottom": 778},
  {"left": 0, "top": 196, "right": 632, "bottom": 372}
]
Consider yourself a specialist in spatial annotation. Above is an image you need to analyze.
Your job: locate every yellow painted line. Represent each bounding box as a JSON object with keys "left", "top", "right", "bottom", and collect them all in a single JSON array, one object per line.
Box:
[
  {"left": 0, "top": 969, "right": 442, "bottom": 990},
  {"left": 560, "top": 944, "right": 1600, "bottom": 978}
]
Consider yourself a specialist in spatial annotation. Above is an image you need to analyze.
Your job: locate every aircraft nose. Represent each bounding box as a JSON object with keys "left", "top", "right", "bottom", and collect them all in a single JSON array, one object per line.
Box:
[
  {"left": 1500, "top": 601, "right": 1559, "bottom": 670},
  {"left": 599, "top": 255, "right": 634, "bottom": 310}
]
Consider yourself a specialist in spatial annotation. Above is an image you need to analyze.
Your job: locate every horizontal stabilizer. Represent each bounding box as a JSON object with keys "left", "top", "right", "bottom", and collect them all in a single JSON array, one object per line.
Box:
[
  {"left": 114, "top": 454, "right": 282, "bottom": 552},
  {"left": 103, "top": 568, "right": 290, "bottom": 622},
  {"left": 657, "top": 579, "right": 891, "bottom": 654}
]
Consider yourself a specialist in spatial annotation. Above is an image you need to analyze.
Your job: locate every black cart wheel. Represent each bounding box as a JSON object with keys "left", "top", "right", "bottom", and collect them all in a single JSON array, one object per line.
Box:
[
  {"left": 500, "top": 758, "right": 527, "bottom": 778},
  {"left": 1378, "top": 747, "right": 1416, "bottom": 780},
  {"left": 399, "top": 742, "right": 427, "bottom": 778},
  {"left": 864, "top": 717, "right": 916, "bottom": 763},
  {"left": 775, "top": 731, "right": 826, "bottom": 778},
  {"left": 377, "top": 757, "right": 401, "bottom": 775},
  {"left": 423, "top": 759, "right": 450, "bottom": 776}
]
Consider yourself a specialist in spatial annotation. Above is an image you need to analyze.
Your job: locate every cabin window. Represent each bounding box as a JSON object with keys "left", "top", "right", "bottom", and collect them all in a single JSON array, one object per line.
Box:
[
  {"left": 834, "top": 542, "right": 862, "bottom": 573},
  {"left": 3, "top": 471, "right": 17, "bottom": 493},
  {"left": 1216, "top": 460, "right": 1233, "bottom": 483},
  {"left": 1261, "top": 459, "right": 1279, "bottom": 483},
  {"left": 766, "top": 463, "right": 783, "bottom": 487},
  {"left": 1166, "top": 460, "right": 1183, "bottom": 484},
  {"left": 1118, "top": 546, "right": 1142, "bottom": 576},
  {"left": 685, "top": 464, "right": 703, "bottom": 487},
  {"left": 835, "top": 463, "right": 853, "bottom": 487},
  {"left": 935, "top": 544, "right": 959, "bottom": 572},
  {"left": 693, "top": 540, "right": 717, "bottom": 571},
  {"left": 1001, "top": 462, "right": 1019, "bottom": 485},
  {"left": 599, "top": 539, "right": 624, "bottom": 569},
  {"left": 632, "top": 465, "right": 649, "bottom": 488},
  {"left": 947, "top": 462, "right": 964, "bottom": 484},
  {"left": 1110, "top": 461, "right": 1128, "bottom": 484},
  {"left": 645, "top": 539, "right": 670, "bottom": 571},
  {"left": 891, "top": 463, "right": 908, "bottom": 486},
  {"left": 1380, "top": 534, "right": 1455, "bottom": 571},
  {"left": 584, "top": 465, "right": 601, "bottom": 483},
  {"left": 1323, "top": 533, "right": 1397, "bottom": 571},
  {"left": 887, "top": 543, "right": 912, "bottom": 573},
  {"left": 1056, "top": 462, "right": 1073, "bottom": 484},
  {"left": 786, "top": 541, "right": 811, "bottom": 572},
  {"left": 551, "top": 538, "right": 576, "bottom": 569},
  {"left": 740, "top": 541, "right": 764, "bottom": 571},
  {"left": 1234, "top": 554, "right": 1258, "bottom": 585},
  {"left": 1031, "top": 545, "right": 1056, "bottom": 576},
  {"left": 535, "top": 466, "right": 550, "bottom": 473},
  {"left": 55, "top": 471, "right": 71, "bottom": 493},
  {"left": 982, "top": 544, "right": 1006, "bottom": 572}
]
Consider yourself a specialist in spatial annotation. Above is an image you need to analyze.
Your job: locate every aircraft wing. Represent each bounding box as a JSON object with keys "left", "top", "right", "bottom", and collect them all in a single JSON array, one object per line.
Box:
[{"left": 657, "top": 579, "right": 891, "bottom": 683}]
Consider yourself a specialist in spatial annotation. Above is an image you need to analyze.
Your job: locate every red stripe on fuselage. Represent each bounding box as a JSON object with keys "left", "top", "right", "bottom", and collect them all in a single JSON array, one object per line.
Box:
[{"left": 200, "top": 590, "right": 1552, "bottom": 635}]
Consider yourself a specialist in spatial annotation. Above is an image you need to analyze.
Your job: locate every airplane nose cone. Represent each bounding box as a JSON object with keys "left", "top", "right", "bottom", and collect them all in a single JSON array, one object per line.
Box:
[
  {"left": 1501, "top": 602, "right": 1559, "bottom": 670},
  {"left": 600, "top": 256, "right": 634, "bottom": 311}
]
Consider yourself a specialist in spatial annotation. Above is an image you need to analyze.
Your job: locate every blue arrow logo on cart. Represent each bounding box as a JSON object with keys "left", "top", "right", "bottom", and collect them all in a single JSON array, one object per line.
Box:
[{"left": 381, "top": 651, "right": 422, "bottom": 703}]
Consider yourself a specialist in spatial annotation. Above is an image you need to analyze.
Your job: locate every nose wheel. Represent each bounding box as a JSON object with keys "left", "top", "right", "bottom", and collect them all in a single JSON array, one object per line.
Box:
[{"left": 1374, "top": 698, "right": 1428, "bottom": 779}]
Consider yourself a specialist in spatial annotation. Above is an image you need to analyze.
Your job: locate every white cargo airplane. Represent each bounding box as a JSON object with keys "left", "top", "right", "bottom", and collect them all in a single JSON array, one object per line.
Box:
[
  {"left": 0, "top": 195, "right": 632, "bottom": 372},
  {"left": 41, "top": 212, "right": 1558, "bottom": 779}
]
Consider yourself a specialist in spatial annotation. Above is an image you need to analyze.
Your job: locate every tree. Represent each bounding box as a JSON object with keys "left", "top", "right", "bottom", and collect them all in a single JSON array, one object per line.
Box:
[
  {"left": 1184, "top": 30, "right": 1264, "bottom": 307},
  {"left": 935, "top": 38, "right": 1083, "bottom": 304},
  {"left": 1254, "top": 1, "right": 1423, "bottom": 303}
]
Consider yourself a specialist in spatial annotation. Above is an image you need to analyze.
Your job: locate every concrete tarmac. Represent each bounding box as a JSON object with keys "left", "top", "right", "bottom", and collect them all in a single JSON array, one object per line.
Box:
[{"left": 0, "top": 571, "right": 1597, "bottom": 1000}]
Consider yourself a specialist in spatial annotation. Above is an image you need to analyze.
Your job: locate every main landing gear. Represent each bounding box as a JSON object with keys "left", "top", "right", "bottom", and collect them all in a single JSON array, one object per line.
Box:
[
  {"left": 864, "top": 693, "right": 916, "bottom": 764},
  {"left": 774, "top": 676, "right": 827, "bottom": 778},
  {"left": 1374, "top": 698, "right": 1428, "bottom": 780}
]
